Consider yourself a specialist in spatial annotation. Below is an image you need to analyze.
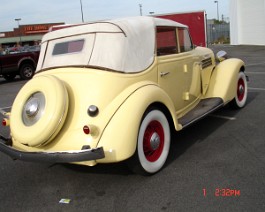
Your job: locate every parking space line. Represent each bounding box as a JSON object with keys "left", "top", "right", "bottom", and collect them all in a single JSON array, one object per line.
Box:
[
  {"left": 246, "top": 62, "right": 265, "bottom": 67},
  {"left": 248, "top": 87, "right": 265, "bottom": 91},
  {"left": 246, "top": 72, "right": 265, "bottom": 75},
  {"left": 0, "top": 106, "right": 12, "bottom": 110}
]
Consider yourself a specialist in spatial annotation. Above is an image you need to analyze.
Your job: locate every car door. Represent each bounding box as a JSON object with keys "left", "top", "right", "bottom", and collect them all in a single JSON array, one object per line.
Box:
[
  {"left": 1, "top": 54, "right": 19, "bottom": 74},
  {"left": 157, "top": 26, "right": 201, "bottom": 113}
]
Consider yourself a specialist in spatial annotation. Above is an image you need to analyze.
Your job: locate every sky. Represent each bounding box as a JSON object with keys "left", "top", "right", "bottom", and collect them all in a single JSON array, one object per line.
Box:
[{"left": 0, "top": 0, "right": 229, "bottom": 32}]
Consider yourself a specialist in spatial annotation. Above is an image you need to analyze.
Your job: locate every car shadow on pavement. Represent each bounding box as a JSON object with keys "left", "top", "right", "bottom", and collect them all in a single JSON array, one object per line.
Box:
[
  {"left": 61, "top": 106, "right": 243, "bottom": 177},
  {"left": 51, "top": 91, "right": 259, "bottom": 176},
  {"left": 166, "top": 90, "right": 259, "bottom": 167},
  {"left": 61, "top": 162, "right": 132, "bottom": 176}
]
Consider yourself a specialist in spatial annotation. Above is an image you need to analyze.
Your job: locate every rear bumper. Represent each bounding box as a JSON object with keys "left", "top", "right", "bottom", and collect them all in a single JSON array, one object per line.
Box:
[{"left": 0, "top": 134, "right": 105, "bottom": 163}]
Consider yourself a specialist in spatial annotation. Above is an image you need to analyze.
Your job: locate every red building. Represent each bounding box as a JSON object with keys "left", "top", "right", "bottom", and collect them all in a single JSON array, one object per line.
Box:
[
  {"left": 0, "top": 23, "right": 64, "bottom": 47},
  {"left": 155, "top": 11, "right": 207, "bottom": 47}
]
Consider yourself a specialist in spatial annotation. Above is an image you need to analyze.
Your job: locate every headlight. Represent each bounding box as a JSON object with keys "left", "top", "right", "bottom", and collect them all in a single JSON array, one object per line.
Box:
[{"left": 216, "top": 50, "right": 228, "bottom": 62}]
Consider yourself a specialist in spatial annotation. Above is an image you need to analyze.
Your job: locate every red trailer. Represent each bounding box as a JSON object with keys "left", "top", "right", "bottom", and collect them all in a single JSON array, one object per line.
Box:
[{"left": 155, "top": 11, "right": 207, "bottom": 47}]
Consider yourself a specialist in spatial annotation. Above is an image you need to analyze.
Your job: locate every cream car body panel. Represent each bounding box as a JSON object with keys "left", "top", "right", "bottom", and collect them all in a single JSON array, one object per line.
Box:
[{"left": 205, "top": 58, "right": 245, "bottom": 103}]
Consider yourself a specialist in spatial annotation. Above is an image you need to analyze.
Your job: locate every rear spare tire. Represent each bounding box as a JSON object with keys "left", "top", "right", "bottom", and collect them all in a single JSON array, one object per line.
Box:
[{"left": 10, "top": 75, "right": 69, "bottom": 147}]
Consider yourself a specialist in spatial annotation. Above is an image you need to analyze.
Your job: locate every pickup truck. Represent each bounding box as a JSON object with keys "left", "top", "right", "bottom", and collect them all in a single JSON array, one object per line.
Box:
[{"left": 0, "top": 50, "right": 40, "bottom": 81}]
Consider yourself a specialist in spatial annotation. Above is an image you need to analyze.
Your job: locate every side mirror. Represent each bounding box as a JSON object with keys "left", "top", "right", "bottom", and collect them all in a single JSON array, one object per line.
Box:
[{"left": 216, "top": 50, "right": 228, "bottom": 62}]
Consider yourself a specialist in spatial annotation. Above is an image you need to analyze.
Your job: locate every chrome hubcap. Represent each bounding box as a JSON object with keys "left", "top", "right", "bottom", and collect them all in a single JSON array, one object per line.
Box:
[
  {"left": 25, "top": 98, "right": 39, "bottom": 117},
  {"left": 239, "top": 84, "right": 244, "bottom": 95},
  {"left": 22, "top": 92, "right": 46, "bottom": 126},
  {"left": 143, "top": 120, "right": 165, "bottom": 162},
  {"left": 150, "top": 132, "right": 161, "bottom": 151}
]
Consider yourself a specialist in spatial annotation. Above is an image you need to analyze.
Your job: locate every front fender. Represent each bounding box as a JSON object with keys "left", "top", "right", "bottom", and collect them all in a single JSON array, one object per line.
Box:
[
  {"left": 205, "top": 58, "right": 245, "bottom": 103},
  {"left": 96, "top": 84, "right": 178, "bottom": 163}
]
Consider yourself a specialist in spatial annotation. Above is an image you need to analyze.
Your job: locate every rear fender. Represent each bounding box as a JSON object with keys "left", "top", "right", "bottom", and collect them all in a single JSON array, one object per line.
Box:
[
  {"left": 205, "top": 58, "right": 245, "bottom": 103},
  {"left": 18, "top": 57, "right": 36, "bottom": 69},
  {"left": 96, "top": 85, "right": 179, "bottom": 163}
]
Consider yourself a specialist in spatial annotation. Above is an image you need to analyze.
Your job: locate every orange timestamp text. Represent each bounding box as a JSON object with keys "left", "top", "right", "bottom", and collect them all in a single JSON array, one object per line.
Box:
[{"left": 203, "top": 188, "right": 241, "bottom": 197}]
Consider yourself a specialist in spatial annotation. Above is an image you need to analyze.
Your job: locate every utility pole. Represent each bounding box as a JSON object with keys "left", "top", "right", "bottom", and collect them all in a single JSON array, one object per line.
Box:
[
  {"left": 14, "top": 18, "right": 22, "bottom": 45},
  {"left": 214, "top": 1, "right": 219, "bottom": 21},
  {"left": 80, "top": 0, "right": 84, "bottom": 22},
  {"left": 139, "top": 4, "right": 142, "bottom": 16}
]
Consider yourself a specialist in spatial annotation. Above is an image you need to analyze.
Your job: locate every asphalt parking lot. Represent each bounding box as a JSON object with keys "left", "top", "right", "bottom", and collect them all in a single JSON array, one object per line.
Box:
[{"left": 0, "top": 45, "right": 265, "bottom": 212}]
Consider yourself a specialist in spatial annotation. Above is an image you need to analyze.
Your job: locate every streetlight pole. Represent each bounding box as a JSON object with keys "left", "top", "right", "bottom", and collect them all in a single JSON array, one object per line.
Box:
[
  {"left": 80, "top": 0, "right": 84, "bottom": 23},
  {"left": 14, "top": 18, "right": 22, "bottom": 46},
  {"left": 139, "top": 4, "right": 142, "bottom": 16},
  {"left": 214, "top": 1, "right": 219, "bottom": 21}
]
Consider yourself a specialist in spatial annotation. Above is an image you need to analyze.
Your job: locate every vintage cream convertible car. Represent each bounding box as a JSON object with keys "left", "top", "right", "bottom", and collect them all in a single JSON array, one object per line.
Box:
[{"left": 0, "top": 17, "right": 247, "bottom": 175}]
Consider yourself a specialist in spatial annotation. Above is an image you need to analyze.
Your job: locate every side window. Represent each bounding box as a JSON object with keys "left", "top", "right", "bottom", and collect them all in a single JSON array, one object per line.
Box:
[
  {"left": 156, "top": 27, "right": 177, "bottom": 56},
  {"left": 178, "top": 28, "right": 193, "bottom": 52}
]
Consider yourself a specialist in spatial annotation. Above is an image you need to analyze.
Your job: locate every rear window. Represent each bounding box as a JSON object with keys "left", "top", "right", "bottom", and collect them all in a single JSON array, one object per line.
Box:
[{"left": 52, "top": 39, "right": 84, "bottom": 55}]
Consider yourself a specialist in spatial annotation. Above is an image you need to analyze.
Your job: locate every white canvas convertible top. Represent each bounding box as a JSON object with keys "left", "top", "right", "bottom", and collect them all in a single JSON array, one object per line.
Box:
[{"left": 37, "top": 16, "right": 187, "bottom": 73}]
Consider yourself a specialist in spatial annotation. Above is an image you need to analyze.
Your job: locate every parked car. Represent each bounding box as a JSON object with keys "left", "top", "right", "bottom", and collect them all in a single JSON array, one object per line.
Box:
[
  {"left": 0, "top": 47, "right": 40, "bottom": 81},
  {"left": 0, "top": 17, "right": 247, "bottom": 175}
]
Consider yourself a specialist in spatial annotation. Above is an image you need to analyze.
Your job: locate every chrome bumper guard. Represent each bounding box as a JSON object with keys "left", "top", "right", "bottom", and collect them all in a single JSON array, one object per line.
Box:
[{"left": 0, "top": 134, "right": 105, "bottom": 163}]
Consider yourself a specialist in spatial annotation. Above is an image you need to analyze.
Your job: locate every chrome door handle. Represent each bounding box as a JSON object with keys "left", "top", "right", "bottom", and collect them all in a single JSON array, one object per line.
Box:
[{"left": 160, "top": 72, "right": 170, "bottom": 77}]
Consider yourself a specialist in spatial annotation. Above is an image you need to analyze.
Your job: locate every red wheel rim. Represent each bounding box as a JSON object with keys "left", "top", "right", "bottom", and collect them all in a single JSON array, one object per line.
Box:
[
  {"left": 143, "top": 120, "right": 165, "bottom": 162},
  {"left": 237, "top": 78, "right": 245, "bottom": 101}
]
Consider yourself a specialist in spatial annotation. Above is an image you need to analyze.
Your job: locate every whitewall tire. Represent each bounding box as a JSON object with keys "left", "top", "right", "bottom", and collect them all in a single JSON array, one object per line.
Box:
[
  {"left": 128, "top": 108, "right": 171, "bottom": 175},
  {"left": 230, "top": 72, "right": 248, "bottom": 109}
]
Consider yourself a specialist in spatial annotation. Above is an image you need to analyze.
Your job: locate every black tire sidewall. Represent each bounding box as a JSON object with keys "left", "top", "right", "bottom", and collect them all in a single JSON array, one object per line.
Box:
[{"left": 20, "top": 63, "right": 35, "bottom": 80}]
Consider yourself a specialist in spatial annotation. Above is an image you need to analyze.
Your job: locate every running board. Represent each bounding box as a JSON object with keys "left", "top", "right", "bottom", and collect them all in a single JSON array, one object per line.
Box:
[{"left": 179, "top": 97, "right": 224, "bottom": 129}]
